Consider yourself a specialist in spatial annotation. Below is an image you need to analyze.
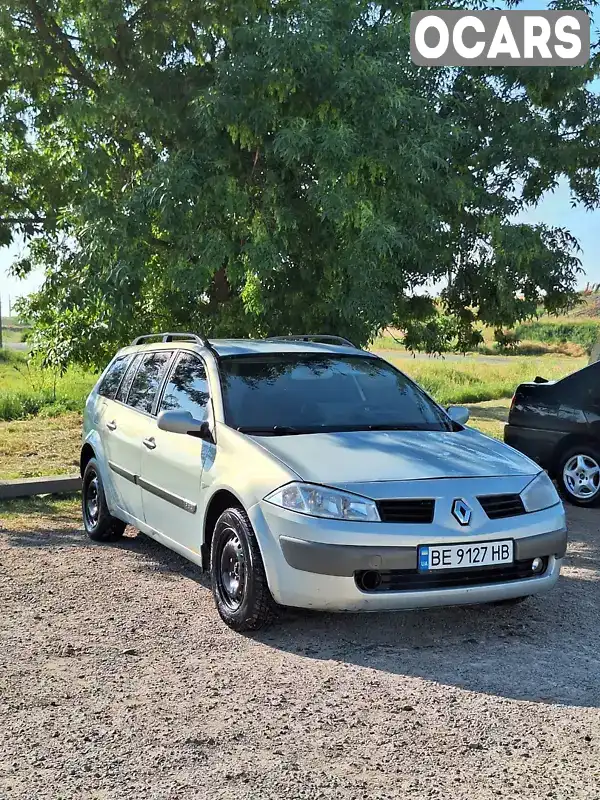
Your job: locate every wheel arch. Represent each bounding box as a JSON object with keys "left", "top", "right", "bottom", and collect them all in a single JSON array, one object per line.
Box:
[
  {"left": 549, "top": 432, "right": 600, "bottom": 475},
  {"left": 80, "top": 442, "right": 96, "bottom": 477},
  {"left": 201, "top": 488, "right": 247, "bottom": 570}
]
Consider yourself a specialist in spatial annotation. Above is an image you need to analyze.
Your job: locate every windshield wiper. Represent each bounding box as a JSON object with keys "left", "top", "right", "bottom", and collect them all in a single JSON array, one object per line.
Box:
[
  {"left": 362, "top": 423, "right": 435, "bottom": 431},
  {"left": 237, "top": 425, "right": 310, "bottom": 436}
]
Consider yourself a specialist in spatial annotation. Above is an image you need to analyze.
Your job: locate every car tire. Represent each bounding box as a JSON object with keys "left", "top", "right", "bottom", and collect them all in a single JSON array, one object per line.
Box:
[
  {"left": 556, "top": 444, "right": 600, "bottom": 507},
  {"left": 210, "top": 507, "right": 278, "bottom": 632},
  {"left": 82, "top": 458, "right": 127, "bottom": 542}
]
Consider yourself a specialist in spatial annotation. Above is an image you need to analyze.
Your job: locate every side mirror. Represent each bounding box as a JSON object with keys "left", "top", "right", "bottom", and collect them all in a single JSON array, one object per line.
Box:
[
  {"left": 157, "top": 410, "right": 213, "bottom": 440},
  {"left": 446, "top": 405, "right": 470, "bottom": 426}
]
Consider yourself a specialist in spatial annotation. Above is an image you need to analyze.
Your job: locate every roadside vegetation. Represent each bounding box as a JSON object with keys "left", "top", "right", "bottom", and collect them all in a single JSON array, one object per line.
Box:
[
  {"left": 0, "top": 316, "right": 29, "bottom": 345},
  {"left": 0, "top": 350, "right": 95, "bottom": 421},
  {"left": 0, "top": 347, "right": 586, "bottom": 481}
]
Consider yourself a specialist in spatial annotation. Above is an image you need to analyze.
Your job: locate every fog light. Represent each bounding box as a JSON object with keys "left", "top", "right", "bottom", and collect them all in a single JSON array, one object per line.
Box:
[{"left": 531, "top": 557, "right": 544, "bottom": 574}]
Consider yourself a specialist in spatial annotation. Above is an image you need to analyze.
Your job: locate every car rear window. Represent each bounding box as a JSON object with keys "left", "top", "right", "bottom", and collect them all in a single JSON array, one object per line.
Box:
[
  {"left": 219, "top": 353, "right": 452, "bottom": 433},
  {"left": 97, "top": 354, "right": 133, "bottom": 399},
  {"left": 115, "top": 353, "right": 143, "bottom": 404}
]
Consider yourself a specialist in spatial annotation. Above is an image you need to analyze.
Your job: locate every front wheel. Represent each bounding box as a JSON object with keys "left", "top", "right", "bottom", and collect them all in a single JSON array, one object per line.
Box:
[
  {"left": 210, "top": 507, "right": 278, "bottom": 632},
  {"left": 556, "top": 445, "right": 600, "bottom": 507},
  {"left": 82, "top": 458, "right": 126, "bottom": 542}
]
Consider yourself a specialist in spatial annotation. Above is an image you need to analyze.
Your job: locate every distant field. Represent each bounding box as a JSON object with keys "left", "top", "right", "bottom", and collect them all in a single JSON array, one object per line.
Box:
[
  {"left": 388, "top": 353, "right": 584, "bottom": 406},
  {"left": 1, "top": 316, "right": 28, "bottom": 345}
]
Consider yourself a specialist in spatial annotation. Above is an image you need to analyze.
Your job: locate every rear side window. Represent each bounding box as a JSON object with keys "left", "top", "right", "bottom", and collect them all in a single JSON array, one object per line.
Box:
[
  {"left": 115, "top": 354, "right": 143, "bottom": 404},
  {"left": 97, "top": 355, "right": 132, "bottom": 399},
  {"left": 127, "top": 351, "right": 173, "bottom": 414},
  {"left": 159, "top": 353, "right": 210, "bottom": 421}
]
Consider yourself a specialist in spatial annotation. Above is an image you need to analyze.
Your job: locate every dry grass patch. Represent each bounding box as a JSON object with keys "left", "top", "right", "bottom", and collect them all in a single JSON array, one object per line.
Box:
[
  {"left": 464, "top": 398, "right": 511, "bottom": 440},
  {"left": 0, "top": 412, "right": 82, "bottom": 480},
  {"left": 0, "top": 494, "right": 80, "bottom": 525}
]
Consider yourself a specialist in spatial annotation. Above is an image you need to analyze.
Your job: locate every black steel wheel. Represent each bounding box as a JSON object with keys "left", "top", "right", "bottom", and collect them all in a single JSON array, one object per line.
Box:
[
  {"left": 210, "top": 507, "right": 277, "bottom": 632},
  {"left": 81, "top": 457, "right": 126, "bottom": 542}
]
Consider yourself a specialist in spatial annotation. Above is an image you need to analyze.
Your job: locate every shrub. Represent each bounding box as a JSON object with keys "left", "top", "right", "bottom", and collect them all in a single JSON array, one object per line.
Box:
[{"left": 514, "top": 321, "right": 600, "bottom": 354}]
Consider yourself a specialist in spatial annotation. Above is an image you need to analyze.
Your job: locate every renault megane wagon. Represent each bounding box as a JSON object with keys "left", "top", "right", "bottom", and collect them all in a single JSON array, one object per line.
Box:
[{"left": 81, "top": 333, "right": 567, "bottom": 630}]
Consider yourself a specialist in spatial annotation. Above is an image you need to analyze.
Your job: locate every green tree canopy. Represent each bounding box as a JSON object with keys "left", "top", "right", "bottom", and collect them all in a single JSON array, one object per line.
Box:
[{"left": 1, "top": 0, "right": 599, "bottom": 367}]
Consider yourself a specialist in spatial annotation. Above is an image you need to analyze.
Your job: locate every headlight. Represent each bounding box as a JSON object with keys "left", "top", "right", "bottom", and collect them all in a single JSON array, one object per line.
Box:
[
  {"left": 520, "top": 471, "right": 561, "bottom": 513},
  {"left": 265, "top": 482, "right": 380, "bottom": 522}
]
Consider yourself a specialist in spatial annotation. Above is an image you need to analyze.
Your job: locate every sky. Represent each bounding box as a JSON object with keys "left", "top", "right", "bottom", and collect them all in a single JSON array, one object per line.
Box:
[{"left": 2, "top": 2, "right": 599, "bottom": 313}]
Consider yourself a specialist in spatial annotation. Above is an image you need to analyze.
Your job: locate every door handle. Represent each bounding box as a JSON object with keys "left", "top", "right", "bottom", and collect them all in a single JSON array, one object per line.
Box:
[
  {"left": 106, "top": 420, "right": 117, "bottom": 431},
  {"left": 142, "top": 437, "right": 157, "bottom": 450}
]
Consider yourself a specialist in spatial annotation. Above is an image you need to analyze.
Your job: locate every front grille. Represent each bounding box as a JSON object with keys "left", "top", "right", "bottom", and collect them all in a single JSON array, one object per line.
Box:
[
  {"left": 377, "top": 499, "right": 435, "bottom": 524},
  {"left": 355, "top": 557, "right": 548, "bottom": 593},
  {"left": 478, "top": 493, "right": 526, "bottom": 520}
]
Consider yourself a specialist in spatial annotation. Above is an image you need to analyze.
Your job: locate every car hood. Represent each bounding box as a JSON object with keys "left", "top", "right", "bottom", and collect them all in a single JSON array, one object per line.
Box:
[{"left": 250, "top": 427, "right": 539, "bottom": 484}]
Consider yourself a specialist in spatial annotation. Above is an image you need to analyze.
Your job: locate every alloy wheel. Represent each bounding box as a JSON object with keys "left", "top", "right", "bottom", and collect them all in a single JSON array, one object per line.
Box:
[{"left": 563, "top": 454, "right": 600, "bottom": 501}]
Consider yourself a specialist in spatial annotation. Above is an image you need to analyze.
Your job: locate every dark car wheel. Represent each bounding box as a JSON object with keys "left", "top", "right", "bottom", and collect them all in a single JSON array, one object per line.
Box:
[
  {"left": 557, "top": 445, "right": 600, "bottom": 507},
  {"left": 82, "top": 458, "right": 127, "bottom": 541},
  {"left": 210, "top": 507, "right": 278, "bottom": 632}
]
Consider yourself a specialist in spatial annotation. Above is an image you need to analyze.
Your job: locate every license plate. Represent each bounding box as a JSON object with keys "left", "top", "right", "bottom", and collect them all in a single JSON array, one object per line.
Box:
[{"left": 418, "top": 540, "right": 514, "bottom": 571}]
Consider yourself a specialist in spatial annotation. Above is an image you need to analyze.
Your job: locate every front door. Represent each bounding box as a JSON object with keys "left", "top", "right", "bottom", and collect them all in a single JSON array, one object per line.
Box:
[{"left": 139, "top": 351, "right": 214, "bottom": 556}]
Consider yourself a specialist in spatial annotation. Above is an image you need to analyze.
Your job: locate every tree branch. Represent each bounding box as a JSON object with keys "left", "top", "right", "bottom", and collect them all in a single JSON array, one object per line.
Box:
[
  {"left": 126, "top": 1, "right": 152, "bottom": 29},
  {"left": 26, "top": 0, "right": 99, "bottom": 92},
  {"left": 0, "top": 215, "right": 55, "bottom": 225}
]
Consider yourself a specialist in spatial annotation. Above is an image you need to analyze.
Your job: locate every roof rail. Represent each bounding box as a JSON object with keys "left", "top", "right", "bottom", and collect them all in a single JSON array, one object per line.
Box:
[
  {"left": 265, "top": 334, "right": 358, "bottom": 348},
  {"left": 131, "top": 332, "right": 209, "bottom": 346}
]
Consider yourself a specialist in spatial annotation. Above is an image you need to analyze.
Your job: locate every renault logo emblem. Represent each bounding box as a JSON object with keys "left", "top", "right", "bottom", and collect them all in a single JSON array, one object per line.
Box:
[{"left": 452, "top": 498, "right": 472, "bottom": 526}]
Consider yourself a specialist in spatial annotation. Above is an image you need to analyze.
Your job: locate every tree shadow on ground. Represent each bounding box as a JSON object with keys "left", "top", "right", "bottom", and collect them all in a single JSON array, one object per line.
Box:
[{"left": 465, "top": 405, "right": 510, "bottom": 422}]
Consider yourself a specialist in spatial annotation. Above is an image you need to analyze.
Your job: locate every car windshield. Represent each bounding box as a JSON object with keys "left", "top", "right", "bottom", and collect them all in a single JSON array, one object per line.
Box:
[{"left": 219, "top": 353, "right": 453, "bottom": 434}]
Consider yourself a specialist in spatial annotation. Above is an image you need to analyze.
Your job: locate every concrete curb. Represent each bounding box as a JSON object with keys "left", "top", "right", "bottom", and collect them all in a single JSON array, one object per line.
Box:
[{"left": 0, "top": 475, "right": 81, "bottom": 500}]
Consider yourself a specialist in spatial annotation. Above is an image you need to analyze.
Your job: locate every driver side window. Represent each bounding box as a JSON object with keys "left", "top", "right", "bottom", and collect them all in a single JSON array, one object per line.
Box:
[{"left": 159, "top": 353, "right": 210, "bottom": 421}]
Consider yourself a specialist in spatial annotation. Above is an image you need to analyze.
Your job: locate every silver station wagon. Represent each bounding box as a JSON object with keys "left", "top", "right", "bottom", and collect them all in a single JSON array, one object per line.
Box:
[{"left": 81, "top": 333, "right": 567, "bottom": 631}]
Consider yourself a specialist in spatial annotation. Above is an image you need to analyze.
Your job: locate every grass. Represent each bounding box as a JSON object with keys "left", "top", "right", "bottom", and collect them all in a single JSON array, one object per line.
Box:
[
  {"left": 0, "top": 494, "right": 80, "bottom": 523},
  {"left": 464, "top": 398, "right": 511, "bottom": 441},
  {"left": 389, "top": 354, "right": 586, "bottom": 406},
  {"left": 372, "top": 333, "right": 587, "bottom": 358},
  {"left": 0, "top": 411, "right": 82, "bottom": 479},
  {"left": 0, "top": 350, "right": 97, "bottom": 421}
]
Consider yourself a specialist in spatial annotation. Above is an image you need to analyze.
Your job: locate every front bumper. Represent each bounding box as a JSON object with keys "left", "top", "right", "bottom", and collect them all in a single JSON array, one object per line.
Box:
[{"left": 248, "top": 498, "right": 567, "bottom": 612}]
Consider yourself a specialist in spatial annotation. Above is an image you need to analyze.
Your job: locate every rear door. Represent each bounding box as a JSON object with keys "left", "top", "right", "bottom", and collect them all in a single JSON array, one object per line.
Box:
[
  {"left": 139, "top": 351, "right": 213, "bottom": 554},
  {"left": 102, "top": 350, "right": 174, "bottom": 521}
]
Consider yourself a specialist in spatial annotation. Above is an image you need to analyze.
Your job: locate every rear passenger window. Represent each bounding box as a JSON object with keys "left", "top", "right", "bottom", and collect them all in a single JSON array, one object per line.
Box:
[
  {"left": 127, "top": 352, "right": 173, "bottom": 414},
  {"left": 159, "top": 353, "right": 210, "bottom": 421},
  {"left": 115, "top": 354, "right": 143, "bottom": 404},
  {"left": 97, "top": 355, "right": 132, "bottom": 399}
]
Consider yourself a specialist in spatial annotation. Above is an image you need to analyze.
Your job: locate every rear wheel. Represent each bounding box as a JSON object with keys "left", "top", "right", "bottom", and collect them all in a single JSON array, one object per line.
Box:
[
  {"left": 210, "top": 507, "right": 277, "bottom": 632},
  {"left": 556, "top": 445, "right": 600, "bottom": 507},
  {"left": 82, "top": 458, "right": 126, "bottom": 542}
]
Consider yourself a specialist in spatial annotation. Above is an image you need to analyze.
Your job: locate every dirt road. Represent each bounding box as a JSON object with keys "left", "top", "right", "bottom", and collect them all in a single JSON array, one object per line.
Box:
[{"left": 1, "top": 500, "right": 599, "bottom": 800}]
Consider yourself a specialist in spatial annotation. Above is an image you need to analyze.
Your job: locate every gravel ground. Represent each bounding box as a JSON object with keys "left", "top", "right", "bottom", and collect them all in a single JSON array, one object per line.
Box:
[{"left": 1, "top": 500, "right": 599, "bottom": 800}]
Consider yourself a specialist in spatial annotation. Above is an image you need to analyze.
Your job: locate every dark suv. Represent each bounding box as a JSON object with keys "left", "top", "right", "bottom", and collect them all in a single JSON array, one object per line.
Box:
[{"left": 505, "top": 361, "right": 600, "bottom": 507}]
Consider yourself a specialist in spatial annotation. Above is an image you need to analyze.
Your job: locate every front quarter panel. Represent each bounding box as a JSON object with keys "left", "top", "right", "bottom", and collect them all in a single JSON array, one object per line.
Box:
[{"left": 205, "top": 423, "right": 300, "bottom": 503}]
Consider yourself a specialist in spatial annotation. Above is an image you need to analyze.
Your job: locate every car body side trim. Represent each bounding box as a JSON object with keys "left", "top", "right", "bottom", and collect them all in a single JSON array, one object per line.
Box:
[
  {"left": 108, "top": 460, "right": 137, "bottom": 484},
  {"left": 137, "top": 476, "right": 197, "bottom": 514}
]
